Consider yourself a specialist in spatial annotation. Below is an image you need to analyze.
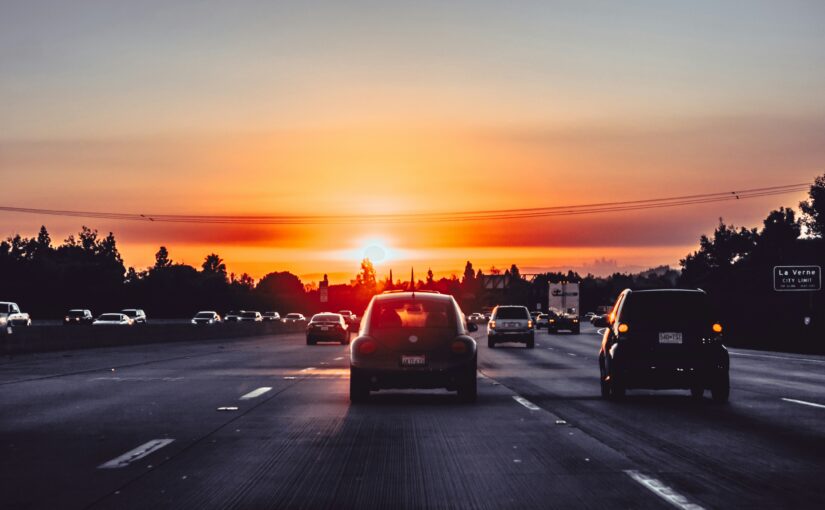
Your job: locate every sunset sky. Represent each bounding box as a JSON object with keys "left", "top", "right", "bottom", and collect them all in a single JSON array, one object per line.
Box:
[{"left": 2, "top": 1, "right": 824, "bottom": 283}]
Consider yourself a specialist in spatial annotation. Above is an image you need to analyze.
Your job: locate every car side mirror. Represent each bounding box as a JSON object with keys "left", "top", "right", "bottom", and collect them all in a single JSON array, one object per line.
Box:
[
  {"left": 591, "top": 315, "right": 609, "bottom": 327},
  {"left": 467, "top": 322, "right": 478, "bottom": 332}
]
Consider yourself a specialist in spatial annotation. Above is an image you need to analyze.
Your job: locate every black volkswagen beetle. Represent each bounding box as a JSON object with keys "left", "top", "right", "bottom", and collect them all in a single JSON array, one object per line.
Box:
[{"left": 349, "top": 291, "right": 478, "bottom": 403}]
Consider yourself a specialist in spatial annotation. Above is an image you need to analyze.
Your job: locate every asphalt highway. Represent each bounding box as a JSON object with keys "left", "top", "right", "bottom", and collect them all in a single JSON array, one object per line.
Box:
[{"left": 1, "top": 323, "right": 823, "bottom": 509}]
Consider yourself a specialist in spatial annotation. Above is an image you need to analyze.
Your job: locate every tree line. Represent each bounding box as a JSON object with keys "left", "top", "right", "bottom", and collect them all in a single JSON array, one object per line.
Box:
[{"left": 1, "top": 174, "right": 822, "bottom": 351}]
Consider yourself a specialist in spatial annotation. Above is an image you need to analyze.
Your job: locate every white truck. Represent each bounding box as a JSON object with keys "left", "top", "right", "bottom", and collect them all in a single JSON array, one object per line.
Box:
[
  {"left": 0, "top": 301, "right": 31, "bottom": 328},
  {"left": 547, "top": 282, "right": 580, "bottom": 334}
]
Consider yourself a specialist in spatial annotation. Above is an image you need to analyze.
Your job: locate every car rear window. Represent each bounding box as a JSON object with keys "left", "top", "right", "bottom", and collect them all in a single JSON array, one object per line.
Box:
[
  {"left": 196, "top": 312, "right": 213, "bottom": 318},
  {"left": 68, "top": 310, "right": 87, "bottom": 317},
  {"left": 241, "top": 312, "right": 258, "bottom": 318},
  {"left": 286, "top": 313, "right": 302, "bottom": 319},
  {"left": 495, "top": 307, "right": 529, "bottom": 320},
  {"left": 370, "top": 299, "right": 455, "bottom": 330},
  {"left": 99, "top": 314, "right": 122, "bottom": 321},
  {"left": 312, "top": 314, "right": 340, "bottom": 322},
  {"left": 621, "top": 292, "right": 713, "bottom": 324}
]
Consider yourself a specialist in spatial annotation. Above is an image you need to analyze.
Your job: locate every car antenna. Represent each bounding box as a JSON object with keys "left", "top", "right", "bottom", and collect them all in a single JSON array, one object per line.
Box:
[{"left": 410, "top": 267, "right": 415, "bottom": 298}]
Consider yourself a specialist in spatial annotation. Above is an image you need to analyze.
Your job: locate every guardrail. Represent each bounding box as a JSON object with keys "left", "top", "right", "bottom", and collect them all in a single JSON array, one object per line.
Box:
[{"left": 0, "top": 321, "right": 309, "bottom": 356}]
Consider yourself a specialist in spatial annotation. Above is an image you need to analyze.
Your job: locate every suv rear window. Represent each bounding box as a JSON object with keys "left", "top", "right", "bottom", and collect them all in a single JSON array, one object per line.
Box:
[
  {"left": 494, "top": 307, "right": 529, "bottom": 320},
  {"left": 622, "top": 292, "right": 712, "bottom": 324},
  {"left": 371, "top": 299, "right": 455, "bottom": 329}
]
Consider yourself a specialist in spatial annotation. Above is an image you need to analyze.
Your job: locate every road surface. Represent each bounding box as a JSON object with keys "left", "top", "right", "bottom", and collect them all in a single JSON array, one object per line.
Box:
[{"left": 1, "top": 323, "right": 823, "bottom": 509}]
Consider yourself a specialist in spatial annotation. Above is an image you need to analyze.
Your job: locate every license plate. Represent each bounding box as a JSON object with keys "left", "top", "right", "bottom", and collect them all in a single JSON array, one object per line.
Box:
[
  {"left": 320, "top": 326, "right": 329, "bottom": 331},
  {"left": 659, "top": 332, "right": 683, "bottom": 344},
  {"left": 504, "top": 322, "right": 517, "bottom": 328},
  {"left": 401, "top": 354, "right": 426, "bottom": 367}
]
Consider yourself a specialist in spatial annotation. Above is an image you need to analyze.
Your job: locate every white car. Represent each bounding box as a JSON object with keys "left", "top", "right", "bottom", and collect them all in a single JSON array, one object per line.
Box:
[
  {"left": 192, "top": 311, "right": 221, "bottom": 325},
  {"left": 238, "top": 311, "right": 263, "bottom": 322},
  {"left": 0, "top": 302, "right": 31, "bottom": 327},
  {"left": 262, "top": 311, "right": 281, "bottom": 321},
  {"left": 467, "top": 312, "right": 485, "bottom": 323},
  {"left": 93, "top": 313, "right": 134, "bottom": 326},
  {"left": 282, "top": 313, "right": 307, "bottom": 324}
]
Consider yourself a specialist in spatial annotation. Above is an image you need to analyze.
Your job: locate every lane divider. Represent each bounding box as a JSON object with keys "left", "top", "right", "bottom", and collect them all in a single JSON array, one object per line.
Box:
[
  {"left": 240, "top": 387, "right": 272, "bottom": 400},
  {"left": 730, "top": 351, "right": 825, "bottom": 365},
  {"left": 98, "top": 439, "right": 175, "bottom": 469},
  {"left": 782, "top": 397, "right": 825, "bottom": 409},
  {"left": 624, "top": 469, "right": 705, "bottom": 510},
  {"left": 512, "top": 396, "right": 541, "bottom": 411}
]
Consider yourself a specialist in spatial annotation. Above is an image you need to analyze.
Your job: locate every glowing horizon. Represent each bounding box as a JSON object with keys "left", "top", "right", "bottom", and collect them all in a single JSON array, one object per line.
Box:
[{"left": 2, "top": 1, "right": 824, "bottom": 281}]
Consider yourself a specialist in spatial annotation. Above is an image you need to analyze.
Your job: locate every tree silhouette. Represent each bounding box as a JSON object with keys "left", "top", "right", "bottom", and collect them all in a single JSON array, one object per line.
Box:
[
  {"left": 800, "top": 174, "right": 825, "bottom": 237},
  {"left": 202, "top": 253, "right": 227, "bottom": 275},
  {"left": 154, "top": 246, "right": 172, "bottom": 270}
]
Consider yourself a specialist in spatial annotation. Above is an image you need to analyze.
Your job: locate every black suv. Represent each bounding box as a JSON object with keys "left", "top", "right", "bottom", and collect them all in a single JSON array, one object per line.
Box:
[{"left": 596, "top": 289, "right": 729, "bottom": 402}]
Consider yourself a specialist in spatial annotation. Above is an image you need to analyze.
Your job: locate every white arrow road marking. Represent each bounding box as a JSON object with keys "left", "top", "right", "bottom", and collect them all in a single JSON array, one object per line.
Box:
[
  {"left": 98, "top": 439, "right": 174, "bottom": 469},
  {"left": 240, "top": 387, "right": 272, "bottom": 400},
  {"left": 624, "top": 470, "right": 704, "bottom": 510}
]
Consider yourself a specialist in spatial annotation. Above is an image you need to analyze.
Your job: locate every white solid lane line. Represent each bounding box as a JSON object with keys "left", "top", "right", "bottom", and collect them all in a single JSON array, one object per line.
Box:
[
  {"left": 730, "top": 351, "right": 825, "bottom": 365},
  {"left": 782, "top": 397, "right": 825, "bottom": 409},
  {"left": 512, "top": 396, "right": 541, "bottom": 411},
  {"left": 98, "top": 439, "right": 174, "bottom": 469},
  {"left": 334, "top": 357, "right": 344, "bottom": 361},
  {"left": 567, "top": 353, "right": 577, "bottom": 357},
  {"left": 240, "top": 387, "right": 272, "bottom": 400},
  {"left": 624, "top": 470, "right": 705, "bottom": 510}
]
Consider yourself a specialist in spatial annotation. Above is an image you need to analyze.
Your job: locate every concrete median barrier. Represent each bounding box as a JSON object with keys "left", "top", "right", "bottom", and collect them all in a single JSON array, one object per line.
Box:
[{"left": 0, "top": 321, "right": 308, "bottom": 355}]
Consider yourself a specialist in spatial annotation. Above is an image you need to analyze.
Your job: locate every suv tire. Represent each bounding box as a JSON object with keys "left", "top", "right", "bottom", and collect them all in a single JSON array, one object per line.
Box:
[{"left": 711, "top": 372, "right": 730, "bottom": 403}]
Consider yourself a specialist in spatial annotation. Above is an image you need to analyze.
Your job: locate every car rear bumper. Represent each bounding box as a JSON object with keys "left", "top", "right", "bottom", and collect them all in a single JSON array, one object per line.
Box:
[
  {"left": 489, "top": 330, "right": 533, "bottom": 343},
  {"left": 308, "top": 330, "right": 346, "bottom": 340},
  {"left": 352, "top": 360, "right": 475, "bottom": 391}
]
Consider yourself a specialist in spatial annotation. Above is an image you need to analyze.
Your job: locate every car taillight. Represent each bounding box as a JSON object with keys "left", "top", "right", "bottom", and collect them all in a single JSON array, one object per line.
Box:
[
  {"left": 617, "top": 323, "right": 629, "bottom": 334},
  {"left": 527, "top": 320, "right": 533, "bottom": 328},
  {"left": 489, "top": 320, "right": 496, "bottom": 329},
  {"left": 712, "top": 323, "right": 723, "bottom": 333},
  {"left": 358, "top": 340, "right": 377, "bottom": 355},
  {"left": 451, "top": 340, "right": 468, "bottom": 354}
]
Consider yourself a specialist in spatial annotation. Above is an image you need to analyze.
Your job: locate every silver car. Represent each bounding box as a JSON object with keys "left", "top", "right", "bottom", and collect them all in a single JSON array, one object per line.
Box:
[{"left": 350, "top": 291, "right": 478, "bottom": 403}]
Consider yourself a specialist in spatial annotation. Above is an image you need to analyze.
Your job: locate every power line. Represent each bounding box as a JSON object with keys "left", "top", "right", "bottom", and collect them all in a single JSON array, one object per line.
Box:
[{"left": 0, "top": 182, "right": 811, "bottom": 225}]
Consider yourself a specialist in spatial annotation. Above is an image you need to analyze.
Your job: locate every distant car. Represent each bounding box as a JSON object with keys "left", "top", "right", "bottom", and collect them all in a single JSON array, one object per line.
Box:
[
  {"left": 192, "top": 311, "right": 221, "bottom": 325},
  {"left": 535, "top": 313, "right": 549, "bottom": 329},
  {"left": 282, "top": 313, "right": 307, "bottom": 324},
  {"left": 224, "top": 310, "right": 242, "bottom": 322},
  {"left": 487, "top": 305, "right": 534, "bottom": 348},
  {"left": 93, "top": 313, "right": 133, "bottom": 326},
  {"left": 350, "top": 291, "right": 478, "bottom": 403},
  {"left": 238, "top": 311, "right": 263, "bottom": 322},
  {"left": 596, "top": 289, "right": 729, "bottom": 402},
  {"left": 0, "top": 302, "right": 32, "bottom": 327},
  {"left": 591, "top": 314, "right": 608, "bottom": 326},
  {"left": 120, "top": 309, "right": 147, "bottom": 325},
  {"left": 547, "top": 309, "right": 580, "bottom": 334},
  {"left": 307, "top": 313, "right": 349, "bottom": 345},
  {"left": 337, "top": 310, "right": 356, "bottom": 325},
  {"left": 262, "top": 311, "right": 281, "bottom": 321},
  {"left": 584, "top": 312, "right": 597, "bottom": 321},
  {"left": 64, "top": 309, "right": 93, "bottom": 325},
  {"left": 467, "top": 312, "right": 485, "bottom": 323}
]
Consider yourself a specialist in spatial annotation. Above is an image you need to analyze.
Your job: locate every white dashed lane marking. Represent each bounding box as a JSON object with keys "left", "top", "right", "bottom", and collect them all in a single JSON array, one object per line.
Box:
[
  {"left": 512, "top": 396, "right": 541, "bottom": 411},
  {"left": 240, "top": 387, "right": 272, "bottom": 400},
  {"left": 624, "top": 470, "right": 705, "bottom": 510},
  {"left": 782, "top": 397, "right": 825, "bottom": 409},
  {"left": 98, "top": 439, "right": 174, "bottom": 469}
]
